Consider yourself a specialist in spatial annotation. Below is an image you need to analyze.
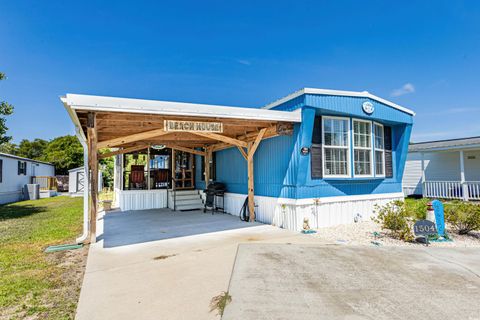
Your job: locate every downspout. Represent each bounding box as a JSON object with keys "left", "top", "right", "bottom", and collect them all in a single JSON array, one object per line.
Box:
[{"left": 76, "top": 126, "right": 90, "bottom": 244}]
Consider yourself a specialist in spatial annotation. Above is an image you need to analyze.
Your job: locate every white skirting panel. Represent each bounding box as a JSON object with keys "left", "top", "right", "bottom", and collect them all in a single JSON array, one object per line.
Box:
[
  {"left": 223, "top": 192, "right": 404, "bottom": 231},
  {"left": 115, "top": 189, "right": 168, "bottom": 211}
]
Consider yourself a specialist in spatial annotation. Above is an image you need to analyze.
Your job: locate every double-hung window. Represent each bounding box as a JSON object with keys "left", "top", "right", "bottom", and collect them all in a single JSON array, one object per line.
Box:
[
  {"left": 322, "top": 117, "right": 350, "bottom": 177},
  {"left": 353, "top": 119, "right": 372, "bottom": 176},
  {"left": 374, "top": 123, "right": 385, "bottom": 176}
]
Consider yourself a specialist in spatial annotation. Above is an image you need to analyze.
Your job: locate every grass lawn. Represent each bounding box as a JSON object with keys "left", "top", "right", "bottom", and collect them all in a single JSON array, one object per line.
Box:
[{"left": 0, "top": 196, "right": 87, "bottom": 320}]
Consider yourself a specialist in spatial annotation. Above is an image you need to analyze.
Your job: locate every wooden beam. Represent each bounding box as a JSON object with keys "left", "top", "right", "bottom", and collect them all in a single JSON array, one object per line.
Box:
[
  {"left": 191, "top": 132, "right": 248, "bottom": 148},
  {"left": 87, "top": 112, "right": 98, "bottom": 243},
  {"left": 247, "top": 142, "right": 255, "bottom": 222},
  {"left": 164, "top": 144, "right": 206, "bottom": 156},
  {"left": 237, "top": 146, "right": 247, "bottom": 161},
  {"left": 204, "top": 146, "right": 211, "bottom": 186},
  {"left": 248, "top": 128, "right": 267, "bottom": 160},
  {"left": 97, "top": 128, "right": 168, "bottom": 149},
  {"left": 98, "top": 145, "right": 148, "bottom": 159},
  {"left": 211, "top": 125, "right": 279, "bottom": 152}
]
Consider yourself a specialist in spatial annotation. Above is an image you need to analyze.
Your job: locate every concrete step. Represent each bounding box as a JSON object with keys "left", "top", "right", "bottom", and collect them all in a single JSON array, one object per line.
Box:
[
  {"left": 173, "top": 194, "right": 202, "bottom": 201},
  {"left": 170, "top": 190, "right": 199, "bottom": 196},
  {"left": 175, "top": 198, "right": 204, "bottom": 206},
  {"left": 176, "top": 202, "right": 204, "bottom": 211}
]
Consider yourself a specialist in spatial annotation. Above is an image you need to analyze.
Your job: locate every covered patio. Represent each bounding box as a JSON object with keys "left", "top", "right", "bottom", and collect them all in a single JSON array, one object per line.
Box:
[{"left": 62, "top": 94, "right": 300, "bottom": 243}]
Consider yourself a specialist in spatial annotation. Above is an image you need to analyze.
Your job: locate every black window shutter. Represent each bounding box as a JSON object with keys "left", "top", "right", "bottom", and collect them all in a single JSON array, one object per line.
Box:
[
  {"left": 0, "top": 159, "right": 3, "bottom": 182},
  {"left": 18, "top": 161, "right": 21, "bottom": 175},
  {"left": 384, "top": 126, "right": 393, "bottom": 178},
  {"left": 311, "top": 116, "right": 323, "bottom": 179}
]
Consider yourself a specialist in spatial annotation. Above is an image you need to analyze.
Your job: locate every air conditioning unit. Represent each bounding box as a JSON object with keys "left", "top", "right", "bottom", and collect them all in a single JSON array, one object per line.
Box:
[{"left": 24, "top": 184, "right": 40, "bottom": 200}]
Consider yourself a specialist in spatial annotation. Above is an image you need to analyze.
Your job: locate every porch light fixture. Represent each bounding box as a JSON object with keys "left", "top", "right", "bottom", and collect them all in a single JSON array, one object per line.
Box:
[{"left": 151, "top": 144, "right": 166, "bottom": 150}]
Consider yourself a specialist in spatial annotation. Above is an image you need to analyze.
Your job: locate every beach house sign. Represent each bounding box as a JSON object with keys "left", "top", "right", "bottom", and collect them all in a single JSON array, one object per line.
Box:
[{"left": 164, "top": 120, "right": 223, "bottom": 133}]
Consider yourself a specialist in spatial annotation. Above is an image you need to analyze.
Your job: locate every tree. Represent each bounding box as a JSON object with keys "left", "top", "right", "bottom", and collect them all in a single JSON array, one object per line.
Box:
[
  {"left": 0, "top": 72, "right": 14, "bottom": 144},
  {"left": 0, "top": 141, "right": 17, "bottom": 154},
  {"left": 99, "top": 153, "right": 114, "bottom": 189},
  {"left": 41, "top": 135, "right": 84, "bottom": 175},
  {"left": 16, "top": 138, "right": 48, "bottom": 159}
]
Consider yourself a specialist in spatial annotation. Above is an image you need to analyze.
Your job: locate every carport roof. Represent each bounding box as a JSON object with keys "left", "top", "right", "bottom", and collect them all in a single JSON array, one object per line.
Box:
[{"left": 61, "top": 94, "right": 302, "bottom": 123}]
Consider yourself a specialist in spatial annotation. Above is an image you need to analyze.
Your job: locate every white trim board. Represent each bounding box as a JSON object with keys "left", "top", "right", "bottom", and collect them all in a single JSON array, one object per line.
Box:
[
  {"left": 263, "top": 88, "right": 416, "bottom": 116},
  {"left": 61, "top": 94, "right": 302, "bottom": 123},
  {"left": 224, "top": 192, "right": 405, "bottom": 206}
]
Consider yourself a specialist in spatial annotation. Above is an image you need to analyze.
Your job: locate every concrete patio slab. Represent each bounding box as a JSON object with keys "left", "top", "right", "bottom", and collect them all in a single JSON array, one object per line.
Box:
[{"left": 223, "top": 244, "right": 480, "bottom": 320}]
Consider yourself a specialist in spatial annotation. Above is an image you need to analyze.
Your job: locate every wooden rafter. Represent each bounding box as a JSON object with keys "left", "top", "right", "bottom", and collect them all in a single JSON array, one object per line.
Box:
[
  {"left": 98, "top": 145, "right": 148, "bottom": 159},
  {"left": 97, "top": 128, "right": 167, "bottom": 149},
  {"left": 211, "top": 125, "right": 279, "bottom": 152},
  {"left": 164, "top": 144, "right": 206, "bottom": 156},
  {"left": 191, "top": 132, "right": 248, "bottom": 148}
]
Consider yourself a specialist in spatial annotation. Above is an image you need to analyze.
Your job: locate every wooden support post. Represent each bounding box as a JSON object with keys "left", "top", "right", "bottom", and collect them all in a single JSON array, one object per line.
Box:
[
  {"left": 245, "top": 128, "right": 267, "bottom": 222},
  {"left": 87, "top": 112, "right": 98, "bottom": 243},
  {"left": 204, "top": 146, "right": 211, "bottom": 187},
  {"left": 247, "top": 142, "right": 255, "bottom": 222}
]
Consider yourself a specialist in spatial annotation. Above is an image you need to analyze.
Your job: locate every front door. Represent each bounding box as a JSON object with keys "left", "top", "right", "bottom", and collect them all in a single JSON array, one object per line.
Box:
[{"left": 172, "top": 150, "right": 195, "bottom": 189}]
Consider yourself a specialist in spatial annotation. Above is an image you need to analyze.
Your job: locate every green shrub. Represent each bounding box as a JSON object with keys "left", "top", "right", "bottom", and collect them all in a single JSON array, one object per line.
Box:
[
  {"left": 444, "top": 201, "right": 480, "bottom": 234},
  {"left": 373, "top": 200, "right": 415, "bottom": 242},
  {"left": 404, "top": 198, "right": 430, "bottom": 220}
]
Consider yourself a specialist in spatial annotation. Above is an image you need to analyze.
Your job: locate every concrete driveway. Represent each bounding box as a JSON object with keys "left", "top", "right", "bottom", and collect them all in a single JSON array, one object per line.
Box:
[
  {"left": 223, "top": 244, "right": 480, "bottom": 320},
  {"left": 76, "top": 210, "right": 480, "bottom": 320},
  {"left": 75, "top": 209, "right": 316, "bottom": 320}
]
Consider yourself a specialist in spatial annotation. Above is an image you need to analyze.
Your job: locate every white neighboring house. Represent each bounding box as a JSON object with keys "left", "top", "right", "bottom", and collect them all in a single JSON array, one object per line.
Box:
[
  {"left": 402, "top": 136, "right": 480, "bottom": 201},
  {"left": 0, "top": 153, "right": 56, "bottom": 204},
  {"left": 69, "top": 166, "right": 102, "bottom": 196}
]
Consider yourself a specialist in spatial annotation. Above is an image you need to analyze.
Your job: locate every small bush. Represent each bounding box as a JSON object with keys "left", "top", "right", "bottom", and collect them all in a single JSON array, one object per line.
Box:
[
  {"left": 444, "top": 201, "right": 480, "bottom": 234},
  {"left": 404, "top": 198, "right": 430, "bottom": 220},
  {"left": 373, "top": 200, "right": 414, "bottom": 242}
]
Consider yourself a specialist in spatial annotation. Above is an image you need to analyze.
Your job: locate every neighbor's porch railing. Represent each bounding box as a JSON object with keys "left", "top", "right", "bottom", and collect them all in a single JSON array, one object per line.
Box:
[
  {"left": 423, "top": 181, "right": 480, "bottom": 201},
  {"left": 31, "top": 176, "right": 58, "bottom": 191}
]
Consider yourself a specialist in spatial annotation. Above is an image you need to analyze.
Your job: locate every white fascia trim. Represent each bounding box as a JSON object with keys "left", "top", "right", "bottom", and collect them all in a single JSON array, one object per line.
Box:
[
  {"left": 225, "top": 192, "right": 404, "bottom": 206},
  {"left": 61, "top": 96, "right": 87, "bottom": 143},
  {"left": 263, "top": 88, "right": 416, "bottom": 116},
  {"left": 409, "top": 144, "right": 480, "bottom": 153},
  {"left": 63, "top": 94, "right": 302, "bottom": 123}
]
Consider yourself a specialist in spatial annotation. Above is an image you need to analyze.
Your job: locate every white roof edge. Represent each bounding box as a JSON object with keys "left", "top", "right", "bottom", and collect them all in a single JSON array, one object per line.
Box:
[
  {"left": 262, "top": 88, "right": 416, "bottom": 116},
  {"left": 61, "top": 95, "right": 87, "bottom": 142},
  {"left": 62, "top": 94, "right": 302, "bottom": 123}
]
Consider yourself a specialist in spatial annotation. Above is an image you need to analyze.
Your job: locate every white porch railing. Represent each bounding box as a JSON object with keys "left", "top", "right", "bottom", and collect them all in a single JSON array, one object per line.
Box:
[
  {"left": 423, "top": 181, "right": 480, "bottom": 201},
  {"left": 467, "top": 182, "right": 480, "bottom": 200}
]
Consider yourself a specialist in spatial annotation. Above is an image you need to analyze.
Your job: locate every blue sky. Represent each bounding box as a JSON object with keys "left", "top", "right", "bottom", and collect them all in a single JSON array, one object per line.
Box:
[{"left": 0, "top": 0, "right": 479, "bottom": 143}]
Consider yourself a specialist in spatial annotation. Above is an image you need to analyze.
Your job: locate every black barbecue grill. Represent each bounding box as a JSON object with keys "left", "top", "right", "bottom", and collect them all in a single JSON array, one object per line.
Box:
[{"left": 204, "top": 182, "right": 226, "bottom": 214}]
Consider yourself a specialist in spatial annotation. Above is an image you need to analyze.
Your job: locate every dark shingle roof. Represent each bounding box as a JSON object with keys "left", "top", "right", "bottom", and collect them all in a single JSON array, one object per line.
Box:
[{"left": 409, "top": 136, "right": 480, "bottom": 152}]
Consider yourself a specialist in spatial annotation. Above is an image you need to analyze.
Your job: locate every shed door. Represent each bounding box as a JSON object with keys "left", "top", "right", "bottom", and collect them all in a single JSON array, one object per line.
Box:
[{"left": 76, "top": 171, "right": 84, "bottom": 192}]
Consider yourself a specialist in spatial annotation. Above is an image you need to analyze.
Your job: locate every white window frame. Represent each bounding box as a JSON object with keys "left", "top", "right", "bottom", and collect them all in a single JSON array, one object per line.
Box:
[
  {"left": 373, "top": 122, "right": 386, "bottom": 178},
  {"left": 322, "top": 116, "right": 351, "bottom": 178},
  {"left": 352, "top": 119, "right": 374, "bottom": 178}
]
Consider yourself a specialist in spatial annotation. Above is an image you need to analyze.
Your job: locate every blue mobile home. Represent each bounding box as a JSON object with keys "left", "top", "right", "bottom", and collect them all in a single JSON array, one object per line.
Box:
[
  {"left": 195, "top": 88, "right": 414, "bottom": 229},
  {"left": 63, "top": 88, "right": 414, "bottom": 241}
]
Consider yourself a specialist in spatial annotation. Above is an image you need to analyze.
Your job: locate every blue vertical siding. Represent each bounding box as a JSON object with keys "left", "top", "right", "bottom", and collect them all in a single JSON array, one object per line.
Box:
[
  {"left": 214, "top": 131, "right": 298, "bottom": 198},
  {"left": 194, "top": 154, "right": 205, "bottom": 190}
]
